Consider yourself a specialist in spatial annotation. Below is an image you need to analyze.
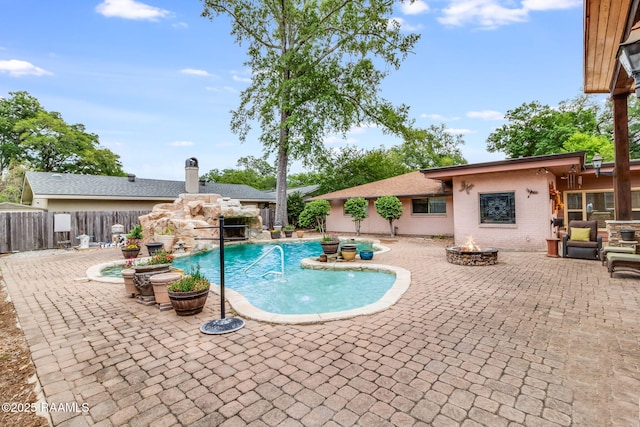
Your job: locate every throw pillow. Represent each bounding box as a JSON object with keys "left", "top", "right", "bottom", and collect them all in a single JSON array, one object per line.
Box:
[{"left": 570, "top": 227, "right": 591, "bottom": 242}]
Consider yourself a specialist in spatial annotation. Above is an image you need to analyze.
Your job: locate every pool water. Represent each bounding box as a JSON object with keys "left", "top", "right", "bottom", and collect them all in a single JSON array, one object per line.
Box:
[{"left": 171, "top": 241, "right": 394, "bottom": 315}]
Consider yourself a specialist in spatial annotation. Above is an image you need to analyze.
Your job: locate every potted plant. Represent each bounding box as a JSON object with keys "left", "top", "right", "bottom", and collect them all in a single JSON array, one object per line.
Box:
[
  {"left": 299, "top": 200, "right": 336, "bottom": 252},
  {"left": 320, "top": 233, "right": 340, "bottom": 255},
  {"left": 121, "top": 224, "right": 143, "bottom": 259},
  {"left": 270, "top": 229, "right": 282, "bottom": 239},
  {"left": 296, "top": 229, "right": 305, "bottom": 238},
  {"left": 167, "top": 267, "right": 211, "bottom": 315},
  {"left": 284, "top": 224, "right": 295, "bottom": 238},
  {"left": 154, "top": 227, "right": 175, "bottom": 253},
  {"left": 133, "top": 250, "right": 174, "bottom": 297}
]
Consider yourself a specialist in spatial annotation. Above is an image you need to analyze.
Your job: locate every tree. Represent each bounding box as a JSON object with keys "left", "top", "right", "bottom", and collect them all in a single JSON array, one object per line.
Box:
[
  {"left": 316, "top": 146, "right": 409, "bottom": 194},
  {"left": 298, "top": 199, "right": 331, "bottom": 235},
  {"left": 487, "top": 96, "right": 600, "bottom": 158},
  {"left": 344, "top": 197, "right": 367, "bottom": 236},
  {"left": 0, "top": 162, "right": 26, "bottom": 203},
  {"left": 201, "top": 0, "right": 420, "bottom": 227},
  {"left": 201, "top": 156, "right": 277, "bottom": 190},
  {"left": 562, "top": 133, "right": 614, "bottom": 162},
  {"left": 15, "top": 111, "right": 125, "bottom": 175},
  {"left": 287, "top": 191, "right": 306, "bottom": 227},
  {"left": 393, "top": 124, "right": 467, "bottom": 169},
  {"left": 374, "top": 196, "right": 403, "bottom": 237},
  {"left": 0, "top": 91, "right": 42, "bottom": 171}
]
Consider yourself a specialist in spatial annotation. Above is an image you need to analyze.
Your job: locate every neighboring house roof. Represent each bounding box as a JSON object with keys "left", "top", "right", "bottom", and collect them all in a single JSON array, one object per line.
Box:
[
  {"left": 309, "top": 171, "right": 445, "bottom": 201},
  {"left": 264, "top": 184, "right": 320, "bottom": 197},
  {"left": 0, "top": 202, "right": 46, "bottom": 212},
  {"left": 22, "top": 171, "right": 276, "bottom": 203}
]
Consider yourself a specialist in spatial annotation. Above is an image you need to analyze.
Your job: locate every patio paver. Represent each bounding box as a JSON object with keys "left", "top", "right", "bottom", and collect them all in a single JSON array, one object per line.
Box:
[{"left": 1, "top": 236, "right": 639, "bottom": 426}]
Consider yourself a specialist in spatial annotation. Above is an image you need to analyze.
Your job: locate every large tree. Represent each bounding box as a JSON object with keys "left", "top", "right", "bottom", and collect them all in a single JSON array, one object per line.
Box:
[
  {"left": 0, "top": 91, "right": 41, "bottom": 171},
  {"left": 201, "top": 0, "right": 420, "bottom": 226},
  {"left": 393, "top": 123, "right": 467, "bottom": 169},
  {"left": 487, "top": 96, "right": 601, "bottom": 158}
]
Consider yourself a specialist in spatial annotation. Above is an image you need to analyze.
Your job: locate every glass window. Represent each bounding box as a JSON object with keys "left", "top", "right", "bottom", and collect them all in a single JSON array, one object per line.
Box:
[
  {"left": 479, "top": 192, "right": 515, "bottom": 224},
  {"left": 567, "top": 193, "right": 582, "bottom": 210},
  {"left": 412, "top": 197, "right": 446, "bottom": 214}
]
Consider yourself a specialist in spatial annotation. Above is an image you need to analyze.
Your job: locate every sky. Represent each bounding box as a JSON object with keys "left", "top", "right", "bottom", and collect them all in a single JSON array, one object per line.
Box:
[{"left": 0, "top": 0, "right": 599, "bottom": 181}]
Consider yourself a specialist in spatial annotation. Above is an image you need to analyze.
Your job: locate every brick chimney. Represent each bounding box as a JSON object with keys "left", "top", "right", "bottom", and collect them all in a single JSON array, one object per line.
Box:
[{"left": 185, "top": 157, "right": 199, "bottom": 193}]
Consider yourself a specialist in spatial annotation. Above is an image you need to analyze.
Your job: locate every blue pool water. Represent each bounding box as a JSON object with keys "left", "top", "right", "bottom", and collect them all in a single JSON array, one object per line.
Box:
[{"left": 171, "top": 241, "right": 394, "bottom": 315}]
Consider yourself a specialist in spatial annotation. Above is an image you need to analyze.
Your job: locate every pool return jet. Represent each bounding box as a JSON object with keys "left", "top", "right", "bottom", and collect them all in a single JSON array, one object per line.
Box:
[{"left": 197, "top": 215, "right": 246, "bottom": 335}]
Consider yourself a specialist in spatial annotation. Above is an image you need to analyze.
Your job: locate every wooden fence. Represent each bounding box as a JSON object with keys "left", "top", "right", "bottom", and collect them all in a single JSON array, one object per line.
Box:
[
  {"left": 0, "top": 210, "right": 149, "bottom": 253},
  {"left": 1, "top": 209, "right": 275, "bottom": 253}
]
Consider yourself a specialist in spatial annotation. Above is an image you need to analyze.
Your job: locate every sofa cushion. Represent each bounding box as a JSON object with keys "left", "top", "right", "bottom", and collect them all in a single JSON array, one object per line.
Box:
[
  {"left": 570, "top": 227, "right": 591, "bottom": 242},
  {"left": 566, "top": 240, "right": 598, "bottom": 248}
]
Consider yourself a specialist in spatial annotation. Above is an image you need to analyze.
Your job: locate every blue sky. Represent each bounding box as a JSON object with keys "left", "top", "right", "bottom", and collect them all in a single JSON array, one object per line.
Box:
[{"left": 0, "top": 0, "right": 595, "bottom": 181}]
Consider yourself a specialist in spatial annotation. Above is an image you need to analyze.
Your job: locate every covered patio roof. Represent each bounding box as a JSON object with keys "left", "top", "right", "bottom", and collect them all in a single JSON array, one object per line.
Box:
[{"left": 584, "top": 0, "right": 638, "bottom": 95}]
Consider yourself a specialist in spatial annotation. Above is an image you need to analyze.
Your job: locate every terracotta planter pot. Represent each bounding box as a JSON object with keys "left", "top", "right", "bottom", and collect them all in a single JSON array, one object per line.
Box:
[
  {"left": 133, "top": 264, "right": 172, "bottom": 296},
  {"left": 150, "top": 272, "right": 182, "bottom": 305},
  {"left": 121, "top": 247, "right": 140, "bottom": 259},
  {"left": 168, "top": 287, "right": 210, "bottom": 316},
  {"left": 154, "top": 234, "right": 175, "bottom": 252},
  {"left": 121, "top": 268, "right": 137, "bottom": 297},
  {"left": 296, "top": 230, "right": 305, "bottom": 238},
  {"left": 320, "top": 241, "right": 339, "bottom": 254}
]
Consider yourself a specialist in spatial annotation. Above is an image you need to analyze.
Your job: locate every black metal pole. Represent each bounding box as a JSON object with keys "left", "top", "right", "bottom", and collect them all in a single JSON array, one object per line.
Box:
[{"left": 219, "top": 215, "right": 225, "bottom": 319}]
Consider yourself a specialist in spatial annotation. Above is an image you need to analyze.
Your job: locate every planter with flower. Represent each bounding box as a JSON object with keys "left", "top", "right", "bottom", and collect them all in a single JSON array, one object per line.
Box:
[
  {"left": 133, "top": 250, "right": 174, "bottom": 297},
  {"left": 167, "top": 267, "right": 211, "bottom": 315},
  {"left": 122, "top": 224, "right": 143, "bottom": 259},
  {"left": 284, "top": 224, "right": 295, "bottom": 238},
  {"left": 270, "top": 229, "right": 282, "bottom": 239}
]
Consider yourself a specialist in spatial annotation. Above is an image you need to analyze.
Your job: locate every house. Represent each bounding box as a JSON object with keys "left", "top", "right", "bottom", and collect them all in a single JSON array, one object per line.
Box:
[
  {"left": 309, "top": 170, "right": 454, "bottom": 237},
  {"left": 313, "top": 152, "right": 640, "bottom": 251},
  {"left": 20, "top": 158, "right": 276, "bottom": 212}
]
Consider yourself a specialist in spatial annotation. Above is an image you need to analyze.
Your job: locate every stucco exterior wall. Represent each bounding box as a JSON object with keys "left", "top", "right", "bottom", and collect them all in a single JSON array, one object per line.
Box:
[
  {"left": 452, "top": 170, "right": 553, "bottom": 251},
  {"left": 325, "top": 197, "right": 454, "bottom": 236}
]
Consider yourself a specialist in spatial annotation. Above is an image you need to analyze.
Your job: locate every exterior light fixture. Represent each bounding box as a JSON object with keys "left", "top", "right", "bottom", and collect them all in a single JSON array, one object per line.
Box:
[
  {"left": 618, "top": 22, "right": 640, "bottom": 97},
  {"left": 591, "top": 153, "right": 613, "bottom": 178}
]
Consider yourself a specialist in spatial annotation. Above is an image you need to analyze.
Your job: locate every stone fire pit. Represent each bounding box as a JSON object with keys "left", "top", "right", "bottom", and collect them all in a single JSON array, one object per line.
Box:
[{"left": 446, "top": 246, "right": 499, "bottom": 266}]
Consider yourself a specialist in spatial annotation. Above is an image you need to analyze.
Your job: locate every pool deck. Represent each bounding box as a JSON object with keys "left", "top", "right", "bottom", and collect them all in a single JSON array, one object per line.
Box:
[{"left": 1, "top": 236, "right": 639, "bottom": 426}]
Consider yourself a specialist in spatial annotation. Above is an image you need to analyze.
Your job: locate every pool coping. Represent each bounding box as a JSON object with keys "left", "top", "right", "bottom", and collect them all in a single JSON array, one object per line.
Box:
[{"left": 85, "top": 239, "right": 408, "bottom": 324}]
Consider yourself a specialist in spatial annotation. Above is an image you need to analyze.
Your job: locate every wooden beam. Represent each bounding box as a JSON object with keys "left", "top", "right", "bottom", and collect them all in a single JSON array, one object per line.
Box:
[{"left": 612, "top": 93, "right": 632, "bottom": 220}]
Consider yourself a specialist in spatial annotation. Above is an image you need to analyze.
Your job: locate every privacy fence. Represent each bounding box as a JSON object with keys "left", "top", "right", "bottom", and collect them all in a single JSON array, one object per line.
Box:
[
  {"left": 1, "top": 208, "right": 275, "bottom": 253},
  {"left": 0, "top": 210, "right": 149, "bottom": 253}
]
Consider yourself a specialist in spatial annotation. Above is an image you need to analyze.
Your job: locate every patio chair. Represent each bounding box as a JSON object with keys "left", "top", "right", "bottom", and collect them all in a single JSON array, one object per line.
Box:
[{"left": 562, "top": 220, "right": 602, "bottom": 260}]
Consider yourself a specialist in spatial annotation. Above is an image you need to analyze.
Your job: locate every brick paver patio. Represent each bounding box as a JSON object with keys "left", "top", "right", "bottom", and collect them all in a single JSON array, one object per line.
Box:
[{"left": 1, "top": 236, "right": 639, "bottom": 426}]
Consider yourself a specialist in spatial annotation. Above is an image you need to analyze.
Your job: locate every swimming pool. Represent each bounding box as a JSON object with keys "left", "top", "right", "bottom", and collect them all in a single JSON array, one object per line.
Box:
[{"left": 172, "top": 241, "right": 394, "bottom": 315}]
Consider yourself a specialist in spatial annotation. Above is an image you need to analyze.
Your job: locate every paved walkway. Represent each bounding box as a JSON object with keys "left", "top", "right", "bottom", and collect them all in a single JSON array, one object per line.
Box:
[{"left": 1, "top": 237, "right": 640, "bottom": 426}]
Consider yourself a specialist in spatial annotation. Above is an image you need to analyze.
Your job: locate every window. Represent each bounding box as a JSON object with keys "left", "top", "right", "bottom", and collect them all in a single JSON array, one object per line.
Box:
[
  {"left": 479, "top": 192, "right": 515, "bottom": 224},
  {"left": 412, "top": 197, "right": 446, "bottom": 214},
  {"left": 565, "top": 190, "right": 640, "bottom": 227}
]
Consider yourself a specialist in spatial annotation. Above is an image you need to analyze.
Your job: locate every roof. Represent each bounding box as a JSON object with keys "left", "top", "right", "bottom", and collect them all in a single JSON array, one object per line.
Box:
[
  {"left": 0, "top": 202, "right": 46, "bottom": 212},
  {"left": 23, "top": 171, "right": 276, "bottom": 203},
  {"left": 584, "top": 0, "right": 637, "bottom": 94},
  {"left": 309, "top": 171, "right": 445, "bottom": 201},
  {"left": 419, "top": 152, "right": 587, "bottom": 181},
  {"left": 264, "top": 184, "right": 320, "bottom": 197}
]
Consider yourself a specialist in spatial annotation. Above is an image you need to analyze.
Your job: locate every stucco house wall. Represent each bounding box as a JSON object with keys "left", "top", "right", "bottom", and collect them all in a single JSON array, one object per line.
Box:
[
  {"left": 326, "top": 197, "right": 454, "bottom": 236},
  {"left": 452, "top": 170, "right": 554, "bottom": 251},
  {"left": 31, "top": 197, "right": 168, "bottom": 212}
]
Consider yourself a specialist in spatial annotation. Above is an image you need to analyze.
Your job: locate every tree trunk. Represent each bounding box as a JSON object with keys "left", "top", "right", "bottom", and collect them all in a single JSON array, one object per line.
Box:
[
  {"left": 275, "top": 110, "right": 289, "bottom": 227},
  {"left": 389, "top": 220, "right": 395, "bottom": 237}
]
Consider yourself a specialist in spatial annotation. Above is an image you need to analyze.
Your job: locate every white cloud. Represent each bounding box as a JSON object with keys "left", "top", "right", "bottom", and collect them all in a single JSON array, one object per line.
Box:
[
  {"left": 180, "top": 68, "right": 211, "bottom": 77},
  {"left": 95, "top": 0, "right": 170, "bottom": 21},
  {"left": 445, "top": 128, "right": 475, "bottom": 135},
  {"left": 231, "top": 74, "right": 252, "bottom": 83},
  {"left": 438, "top": 0, "right": 528, "bottom": 29},
  {"left": 206, "top": 86, "right": 238, "bottom": 93},
  {"left": 0, "top": 59, "right": 52, "bottom": 77},
  {"left": 168, "top": 141, "right": 194, "bottom": 147},
  {"left": 467, "top": 110, "right": 504, "bottom": 120},
  {"left": 172, "top": 22, "right": 189, "bottom": 29},
  {"left": 324, "top": 135, "right": 359, "bottom": 145},
  {"left": 437, "top": 0, "right": 580, "bottom": 29},
  {"left": 420, "top": 113, "right": 458, "bottom": 122},
  {"left": 389, "top": 17, "right": 423, "bottom": 32},
  {"left": 523, "top": 0, "right": 581, "bottom": 11},
  {"left": 399, "top": 0, "right": 430, "bottom": 15}
]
